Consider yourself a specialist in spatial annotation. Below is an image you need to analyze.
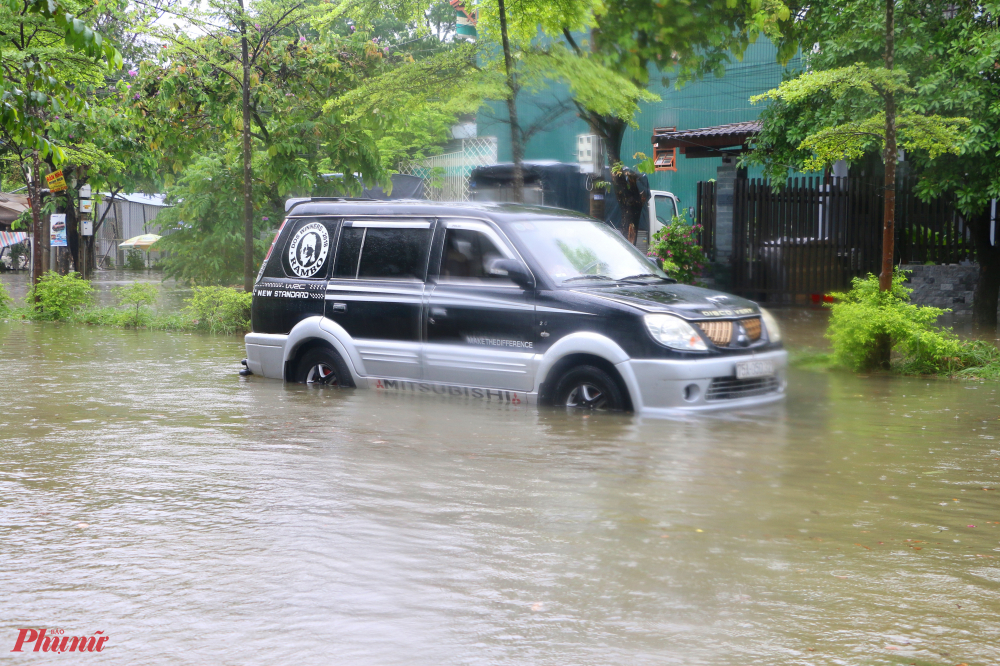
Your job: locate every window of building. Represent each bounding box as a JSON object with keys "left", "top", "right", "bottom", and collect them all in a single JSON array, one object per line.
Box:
[{"left": 653, "top": 127, "right": 678, "bottom": 172}]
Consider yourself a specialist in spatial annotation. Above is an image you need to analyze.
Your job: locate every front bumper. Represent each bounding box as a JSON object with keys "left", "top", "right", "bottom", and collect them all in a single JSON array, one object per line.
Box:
[{"left": 619, "top": 349, "right": 788, "bottom": 414}]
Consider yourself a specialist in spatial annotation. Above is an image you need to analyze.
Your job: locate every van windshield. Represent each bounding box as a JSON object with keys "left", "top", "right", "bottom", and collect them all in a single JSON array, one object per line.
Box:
[{"left": 510, "top": 219, "right": 669, "bottom": 285}]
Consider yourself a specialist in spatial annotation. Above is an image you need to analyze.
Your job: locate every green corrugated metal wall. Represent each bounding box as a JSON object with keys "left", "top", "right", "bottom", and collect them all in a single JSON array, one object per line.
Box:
[{"left": 477, "top": 41, "right": 802, "bottom": 216}]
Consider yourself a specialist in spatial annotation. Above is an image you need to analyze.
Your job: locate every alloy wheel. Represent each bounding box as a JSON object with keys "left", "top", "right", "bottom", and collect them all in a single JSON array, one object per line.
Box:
[
  {"left": 565, "top": 382, "right": 607, "bottom": 409},
  {"left": 305, "top": 363, "right": 339, "bottom": 386}
]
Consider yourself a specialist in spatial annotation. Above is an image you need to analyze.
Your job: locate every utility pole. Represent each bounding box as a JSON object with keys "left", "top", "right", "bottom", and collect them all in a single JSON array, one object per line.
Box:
[{"left": 79, "top": 176, "right": 93, "bottom": 279}]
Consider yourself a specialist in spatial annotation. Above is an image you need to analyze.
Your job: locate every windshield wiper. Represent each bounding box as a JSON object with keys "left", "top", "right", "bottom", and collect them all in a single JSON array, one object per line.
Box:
[
  {"left": 562, "top": 274, "right": 617, "bottom": 283},
  {"left": 618, "top": 273, "right": 671, "bottom": 282}
]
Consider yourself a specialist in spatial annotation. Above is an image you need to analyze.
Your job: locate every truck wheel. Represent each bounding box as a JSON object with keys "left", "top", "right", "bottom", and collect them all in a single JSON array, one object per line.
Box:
[
  {"left": 296, "top": 347, "right": 353, "bottom": 387},
  {"left": 551, "top": 365, "right": 625, "bottom": 411}
]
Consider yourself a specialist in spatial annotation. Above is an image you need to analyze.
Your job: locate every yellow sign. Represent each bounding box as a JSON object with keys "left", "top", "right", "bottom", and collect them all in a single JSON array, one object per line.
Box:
[{"left": 45, "top": 170, "right": 67, "bottom": 192}]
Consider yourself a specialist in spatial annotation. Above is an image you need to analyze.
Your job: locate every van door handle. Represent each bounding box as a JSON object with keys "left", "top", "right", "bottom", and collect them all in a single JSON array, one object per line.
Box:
[
  {"left": 332, "top": 303, "right": 347, "bottom": 312},
  {"left": 430, "top": 307, "right": 447, "bottom": 317}
]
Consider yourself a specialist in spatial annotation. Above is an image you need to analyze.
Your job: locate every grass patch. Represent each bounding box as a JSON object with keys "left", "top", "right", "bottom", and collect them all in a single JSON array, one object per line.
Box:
[{"left": 788, "top": 348, "right": 834, "bottom": 370}]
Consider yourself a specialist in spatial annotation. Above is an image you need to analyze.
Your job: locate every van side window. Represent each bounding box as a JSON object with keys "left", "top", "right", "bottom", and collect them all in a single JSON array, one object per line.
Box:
[
  {"left": 358, "top": 228, "right": 431, "bottom": 279},
  {"left": 440, "top": 228, "right": 508, "bottom": 281},
  {"left": 333, "top": 227, "right": 365, "bottom": 278}
]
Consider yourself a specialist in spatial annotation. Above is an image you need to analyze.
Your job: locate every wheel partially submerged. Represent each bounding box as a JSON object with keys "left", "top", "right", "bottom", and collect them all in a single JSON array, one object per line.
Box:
[
  {"left": 295, "top": 347, "right": 353, "bottom": 387},
  {"left": 551, "top": 365, "right": 625, "bottom": 411}
]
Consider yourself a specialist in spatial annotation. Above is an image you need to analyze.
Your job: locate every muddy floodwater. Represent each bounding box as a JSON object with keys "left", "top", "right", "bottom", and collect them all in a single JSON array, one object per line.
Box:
[{"left": 1, "top": 316, "right": 998, "bottom": 665}]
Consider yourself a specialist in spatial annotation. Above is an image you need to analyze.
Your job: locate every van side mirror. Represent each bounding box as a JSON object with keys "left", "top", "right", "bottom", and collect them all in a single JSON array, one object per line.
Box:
[
  {"left": 489, "top": 258, "right": 535, "bottom": 290},
  {"left": 647, "top": 256, "right": 663, "bottom": 270}
]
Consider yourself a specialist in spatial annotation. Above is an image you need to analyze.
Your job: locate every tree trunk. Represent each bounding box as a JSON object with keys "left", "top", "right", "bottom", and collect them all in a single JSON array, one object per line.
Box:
[
  {"left": 879, "top": 0, "right": 896, "bottom": 292},
  {"left": 872, "top": 0, "right": 897, "bottom": 369},
  {"left": 240, "top": 0, "right": 255, "bottom": 292},
  {"left": 601, "top": 116, "right": 644, "bottom": 241},
  {"left": 970, "top": 208, "right": 1000, "bottom": 329},
  {"left": 66, "top": 188, "right": 80, "bottom": 273},
  {"left": 496, "top": 0, "right": 523, "bottom": 203},
  {"left": 28, "top": 151, "right": 44, "bottom": 287}
]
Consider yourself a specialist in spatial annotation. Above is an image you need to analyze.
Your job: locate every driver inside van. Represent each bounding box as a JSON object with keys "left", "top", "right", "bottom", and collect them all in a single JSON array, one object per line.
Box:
[{"left": 442, "top": 229, "right": 502, "bottom": 279}]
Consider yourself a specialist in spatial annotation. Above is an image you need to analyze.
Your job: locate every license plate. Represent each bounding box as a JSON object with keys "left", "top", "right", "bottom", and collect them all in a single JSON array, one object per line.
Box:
[{"left": 735, "top": 360, "right": 774, "bottom": 379}]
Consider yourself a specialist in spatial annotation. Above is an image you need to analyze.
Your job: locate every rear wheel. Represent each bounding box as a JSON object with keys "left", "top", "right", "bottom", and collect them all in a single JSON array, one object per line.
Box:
[
  {"left": 551, "top": 365, "right": 625, "bottom": 411},
  {"left": 295, "top": 347, "right": 352, "bottom": 387}
]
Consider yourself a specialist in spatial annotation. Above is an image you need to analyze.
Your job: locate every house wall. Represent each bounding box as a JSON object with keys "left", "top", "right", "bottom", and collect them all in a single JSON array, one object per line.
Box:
[{"left": 477, "top": 41, "right": 803, "bottom": 217}]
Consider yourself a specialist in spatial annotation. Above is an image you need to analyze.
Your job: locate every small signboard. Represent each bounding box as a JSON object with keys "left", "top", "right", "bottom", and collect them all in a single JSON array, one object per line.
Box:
[
  {"left": 81, "top": 219, "right": 93, "bottom": 236},
  {"left": 45, "top": 170, "right": 67, "bottom": 192},
  {"left": 50, "top": 214, "right": 67, "bottom": 247},
  {"left": 79, "top": 184, "right": 91, "bottom": 198},
  {"left": 80, "top": 199, "right": 93, "bottom": 213}
]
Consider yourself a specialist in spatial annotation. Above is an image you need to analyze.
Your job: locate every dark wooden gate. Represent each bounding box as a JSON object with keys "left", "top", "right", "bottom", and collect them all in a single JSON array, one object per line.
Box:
[
  {"left": 716, "top": 176, "right": 973, "bottom": 302},
  {"left": 695, "top": 180, "right": 716, "bottom": 261}
]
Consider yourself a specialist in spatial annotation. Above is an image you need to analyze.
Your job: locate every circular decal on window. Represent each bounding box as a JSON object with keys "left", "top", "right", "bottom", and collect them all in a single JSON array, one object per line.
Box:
[{"left": 287, "top": 222, "right": 330, "bottom": 278}]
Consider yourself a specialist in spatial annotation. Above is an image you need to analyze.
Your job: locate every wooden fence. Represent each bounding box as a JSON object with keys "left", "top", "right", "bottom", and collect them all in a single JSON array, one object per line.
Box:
[
  {"left": 696, "top": 176, "right": 972, "bottom": 301},
  {"left": 695, "top": 180, "right": 716, "bottom": 261}
]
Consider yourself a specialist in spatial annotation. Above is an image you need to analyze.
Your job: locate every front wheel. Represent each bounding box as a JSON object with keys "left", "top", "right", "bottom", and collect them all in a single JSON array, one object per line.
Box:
[
  {"left": 551, "top": 365, "right": 626, "bottom": 411},
  {"left": 295, "top": 347, "right": 353, "bottom": 387}
]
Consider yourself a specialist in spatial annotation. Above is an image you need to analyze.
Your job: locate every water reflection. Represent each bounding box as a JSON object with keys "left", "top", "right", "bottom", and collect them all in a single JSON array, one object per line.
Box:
[
  {"left": 0, "top": 321, "right": 998, "bottom": 665},
  {"left": 0, "top": 270, "right": 190, "bottom": 311}
]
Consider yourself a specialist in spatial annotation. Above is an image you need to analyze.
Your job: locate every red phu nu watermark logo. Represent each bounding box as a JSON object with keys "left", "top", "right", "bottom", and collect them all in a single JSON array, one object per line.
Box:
[{"left": 11, "top": 628, "right": 109, "bottom": 653}]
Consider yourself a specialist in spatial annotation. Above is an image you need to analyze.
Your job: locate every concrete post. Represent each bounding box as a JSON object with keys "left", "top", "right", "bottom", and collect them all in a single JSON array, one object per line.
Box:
[{"left": 714, "top": 157, "right": 737, "bottom": 263}]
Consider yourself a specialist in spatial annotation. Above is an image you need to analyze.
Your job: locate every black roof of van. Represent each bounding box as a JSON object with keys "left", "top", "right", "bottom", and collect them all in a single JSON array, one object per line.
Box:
[{"left": 284, "top": 199, "right": 594, "bottom": 223}]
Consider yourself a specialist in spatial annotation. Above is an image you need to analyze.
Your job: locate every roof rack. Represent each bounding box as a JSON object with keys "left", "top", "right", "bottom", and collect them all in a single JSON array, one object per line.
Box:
[{"left": 284, "top": 196, "right": 375, "bottom": 212}]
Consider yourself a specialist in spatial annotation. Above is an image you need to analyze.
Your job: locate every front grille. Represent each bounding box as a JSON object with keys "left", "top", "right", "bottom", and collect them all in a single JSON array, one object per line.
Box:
[
  {"left": 697, "top": 320, "right": 733, "bottom": 345},
  {"left": 705, "top": 376, "right": 781, "bottom": 401},
  {"left": 742, "top": 317, "right": 762, "bottom": 340}
]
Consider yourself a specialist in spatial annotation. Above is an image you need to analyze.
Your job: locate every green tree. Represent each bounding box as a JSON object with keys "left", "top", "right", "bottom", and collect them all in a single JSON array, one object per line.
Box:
[
  {"left": 746, "top": 0, "right": 997, "bottom": 327},
  {"left": 148, "top": 0, "right": 314, "bottom": 291},
  {"left": 553, "top": 0, "right": 774, "bottom": 241},
  {"left": 142, "top": 23, "right": 441, "bottom": 283},
  {"left": 113, "top": 282, "right": 157, "bottom": 327},
  {"left": 0, "top": 0, "right": 122, "bottom": 284}
]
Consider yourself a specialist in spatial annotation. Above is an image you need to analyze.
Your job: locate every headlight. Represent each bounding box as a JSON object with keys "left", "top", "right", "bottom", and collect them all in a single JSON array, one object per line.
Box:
[
  {"left": 644, "top": 314, "right": 707, "bottom": 351},
  {"left": 759, "top": 308, "right": 782, "bottom": 343}
]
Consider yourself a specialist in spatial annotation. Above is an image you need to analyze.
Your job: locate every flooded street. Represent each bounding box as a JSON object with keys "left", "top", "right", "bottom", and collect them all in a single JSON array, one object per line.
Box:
[{"left": 1, "top": 318, "right": 998, "bottom": 665}]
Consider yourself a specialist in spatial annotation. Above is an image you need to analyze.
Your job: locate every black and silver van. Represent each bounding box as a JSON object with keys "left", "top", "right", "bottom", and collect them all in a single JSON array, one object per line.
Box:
[{"left": 244, "top": 199, "right": 787, "bottom": 415}]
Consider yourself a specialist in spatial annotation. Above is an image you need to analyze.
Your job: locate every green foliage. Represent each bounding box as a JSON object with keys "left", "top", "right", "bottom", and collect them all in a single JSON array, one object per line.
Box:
[
  {"left": 184, "top": 286, "right": 252, "bottom": 335},
  {"left": 631, "top": 152, "right": 655, "bottom": 175},
  {"left": 136, "top": 9, "right": 477, "bottom": 283},
  {"left": 647, "top": 216, "right": 708, "bottom": 285},
  {"left": 112, "top": 282, "right": 157, "bottom": 327},
  {"left": 25, "top": 271, "right": 94, "bottom": 320},
  {"left": 124, "top": 249, "right": 146, "bottom": 271},
  {"left": 750, "top": 64, "right": 914, "bottom": 106},
  {"left": 74, "top": 305, "right": 193, "bottom": 331},
  {"left": 0, "top": 0, "right": 124, "bottom": 164},
  {"left": 796, "top": 112, "right": 969, "bottom": 172},
  {"left": 152, "top": 153, "right": 274, "bottom": 285},
  {"left": 0, "top": 281, "right": 12, "bottom": 314},
  {"left": 746, "top": 0, "right": 995, "bottom": 217},
  {"left": 749, "top": 63, "right": 968, "bottom": 174},
  {"left": 826, "top": 270, "right": 1000, "bottom": 375}
]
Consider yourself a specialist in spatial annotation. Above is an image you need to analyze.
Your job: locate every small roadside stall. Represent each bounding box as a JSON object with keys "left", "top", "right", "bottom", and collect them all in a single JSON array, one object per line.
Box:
[{"left": 0, "top": 193, "right": 30, "bottom": 270}]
